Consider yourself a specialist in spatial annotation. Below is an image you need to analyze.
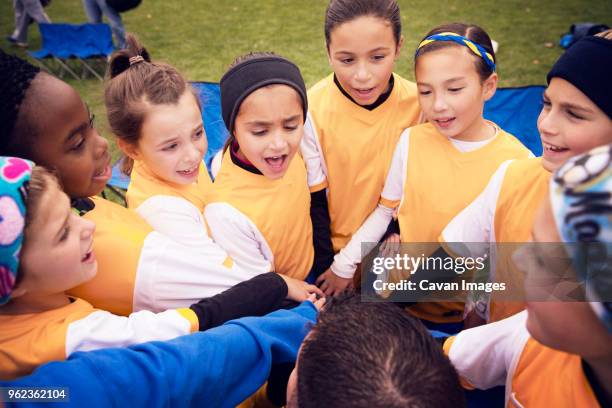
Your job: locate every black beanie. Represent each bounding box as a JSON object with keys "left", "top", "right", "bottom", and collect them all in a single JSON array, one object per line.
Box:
[
  {"left": 220, "top": 55, "right": 308, "bottom": 134},
  {"left": 547, "top": 36, "right": 612, "bottom": 118},
  {"left": 0, "top": 50, "right": 41, "bottom": 152}
]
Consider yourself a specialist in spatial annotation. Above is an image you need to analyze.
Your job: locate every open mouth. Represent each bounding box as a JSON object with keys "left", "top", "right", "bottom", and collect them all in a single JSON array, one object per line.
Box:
[
  {"left": 81, "top": 245, "right": 95, "bottom": 263},
  {"left": 434, "top": 117, "right": 456, "bottom": 128},
  {"left": 353, "top": 87, "right": 375, "bottom": 98},
  {"left": 92, "top": 156, "right": 112, "bottom": 182},
  {"left": 177, "top": 165, "right": 199, "bottom": 178},
  {"left": 264, "top": 154, "right": 288, "bottom": 172},
  {"left": 543, "top": 142, "right": 569, "bottom": 154}
]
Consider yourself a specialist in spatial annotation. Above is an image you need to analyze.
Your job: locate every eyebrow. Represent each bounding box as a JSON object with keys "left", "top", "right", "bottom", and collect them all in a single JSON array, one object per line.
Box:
[
  {"left": 334, "top": 46, "right": 391, "bottom": 56},
  {"left": 55, "top": 210, "right": 71, "bottom": 242},
  {"left": 417, "top": 77, "right": 465, "bottom": 87},
  {"left": 245, "top": 115, "right": 302, "bottom": 126},
  {"left": 543, "top": 92, "right": 593, "bottom": 114}
]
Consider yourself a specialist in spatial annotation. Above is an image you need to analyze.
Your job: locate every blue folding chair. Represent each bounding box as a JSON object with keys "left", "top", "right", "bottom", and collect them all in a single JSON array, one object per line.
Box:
[{"left": 28, "top": 23, "right": 115, "bottom": 81}]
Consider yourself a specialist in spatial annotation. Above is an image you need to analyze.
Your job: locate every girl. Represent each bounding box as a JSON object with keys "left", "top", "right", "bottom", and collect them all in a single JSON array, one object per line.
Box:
[
  {"left": 105, "top": 37, "right": 326, "bottom": 284},
  {"left": 325, "top": 23, "right": 532, "bottom": 328},
  {"left": 0, "top": 50, "right": 320, "bottom": 315},
  {"left": 304, "top": 0, "right": 422, "bottom": 286},
  {"left": 0, "top": 157, "right": 309, "bottom": 380},
  {"left": 441, "top": 32, "right": 612, "bottom": 323},
  {"left": 204, "top": 52, "right": 316, "bottom": 282},
  {"left": 444, "top": 144, "right": 612, "bottom": 407}
]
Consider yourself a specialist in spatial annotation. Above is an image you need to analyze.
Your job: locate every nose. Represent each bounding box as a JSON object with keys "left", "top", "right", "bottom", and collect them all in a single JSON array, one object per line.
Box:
[
  {"left": 537, "top": 108, "right": 558, "bottom": 138},
  {"left": 78, "top": 215, "right": 96, "bottom": 240},
  {"left": 94, "top": 132, "right": 109, "bottom": 159},
  {"left": 185, "top": 141, "right": 203, "bottom": 164},
  {"left": 354, "top": 62, "right": 371, "bottom": 83},
  {"left": 269, "top": 130, "right": 288, "bottom": 151},
  {"left": 433, "top": 93, "right": 448, "bottom": 112}
]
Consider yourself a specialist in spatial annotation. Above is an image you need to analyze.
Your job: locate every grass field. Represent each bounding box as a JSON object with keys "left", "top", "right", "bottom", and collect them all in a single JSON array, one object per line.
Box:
[{"left": 1, "top": 0, "right": 611, "bottom": 161}]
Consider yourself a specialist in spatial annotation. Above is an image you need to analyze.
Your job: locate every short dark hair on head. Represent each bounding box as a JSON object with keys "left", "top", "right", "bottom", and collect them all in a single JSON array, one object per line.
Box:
[
  {"left": 297, "top": 294, "right": 465, "bottom": 408},
  {"left": 415, "top": 22, "right": 496, "bottom": 82},
  {"left": 325, "top": 0, "right": 402, "bottom": 49},
  {"left": 0, "top": 50, "right": 41, "bottom": 156}
]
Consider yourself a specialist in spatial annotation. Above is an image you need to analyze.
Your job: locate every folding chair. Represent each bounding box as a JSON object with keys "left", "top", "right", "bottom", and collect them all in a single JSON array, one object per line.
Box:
[{"left": 28, "top": 23, "right": 115, "bottom": 81}]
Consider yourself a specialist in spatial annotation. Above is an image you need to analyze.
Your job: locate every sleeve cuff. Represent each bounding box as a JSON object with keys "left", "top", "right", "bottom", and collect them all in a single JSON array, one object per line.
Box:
[
  {"left": 379, "top": 197, "right": 400, "bottom": 208},
  {"left": 177, "top": 308, "right": 199, "bottom": 333},
  {"left": 309, "top": 180, "right": 328, "bottom": 193}
]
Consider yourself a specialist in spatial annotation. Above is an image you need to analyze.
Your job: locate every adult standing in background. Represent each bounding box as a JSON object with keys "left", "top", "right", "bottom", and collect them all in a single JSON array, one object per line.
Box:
[
  {"left": 7, "top": 0, "right": 51, "bottom": 48},
  {"left": 82, "top": 0, "right": 126, "bottom": 48}
]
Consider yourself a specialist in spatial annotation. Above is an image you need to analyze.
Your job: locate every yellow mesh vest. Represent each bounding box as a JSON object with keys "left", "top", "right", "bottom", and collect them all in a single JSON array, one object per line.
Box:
[
  {"left": 308, "top": 73, "right": 421, "bottom": 252},
  {"left": 398, "top": 123, "right": 531, "bottom": 323},
  {"left": 489, "top": 158, "right": 551, "bottom": 322},
  {"left": 208, "top": 152, "right": 313, "bottom": 280},
  {"left": 68, "top": 197, "right": 152, "bottom": 316}
]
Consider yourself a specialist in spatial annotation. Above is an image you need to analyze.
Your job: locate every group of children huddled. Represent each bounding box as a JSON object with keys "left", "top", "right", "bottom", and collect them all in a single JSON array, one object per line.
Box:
[{"left": 0, "top": 0, "right": 610, "bottom": 406}]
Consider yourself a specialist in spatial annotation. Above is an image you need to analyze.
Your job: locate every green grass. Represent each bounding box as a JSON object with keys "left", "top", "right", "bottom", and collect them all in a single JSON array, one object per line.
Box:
[{"left": 2, "top": 0, "right": 611, "bottom": 161}]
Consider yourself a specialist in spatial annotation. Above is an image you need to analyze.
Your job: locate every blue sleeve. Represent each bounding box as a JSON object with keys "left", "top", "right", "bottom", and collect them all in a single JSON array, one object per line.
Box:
[{"left": 1, "top": 302, "right": 318, "bottom": 408}]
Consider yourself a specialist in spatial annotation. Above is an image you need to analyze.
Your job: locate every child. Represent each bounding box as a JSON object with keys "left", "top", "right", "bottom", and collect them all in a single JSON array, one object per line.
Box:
[
  {"left": 304, "top": 0, "right": 422, "bottom": 285},
  {"left": 204, "top": 52, "right": 316, "bottom": 281},
  {"left": 0, "top": 50, "right": 320, "bottom": 315},
  {"left": 325, "top": 23, "right": 532, "bottom": 327},
  {"left": 105, "top": 37, "right": 316, "bottom": 282},
  {"left": 0, "top": 157, "right": 311, "bottom": 380},
  {"left": 444, "top": 144, "right": 612, "bottom": 407},
  {"left": 286, "top": 294, "right": 465, "bottom": 408},
  {"left": 441, "top": 32, "right": 612, "bottom": 323}
]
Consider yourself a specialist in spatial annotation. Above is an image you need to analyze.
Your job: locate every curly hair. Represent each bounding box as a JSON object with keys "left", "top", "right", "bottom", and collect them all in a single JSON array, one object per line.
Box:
[{"left": 0, "top": 50, "right": 41, "bottom": 155}]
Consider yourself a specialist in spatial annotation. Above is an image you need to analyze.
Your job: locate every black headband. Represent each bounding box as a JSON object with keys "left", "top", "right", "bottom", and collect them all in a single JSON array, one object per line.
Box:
[
  {"left": 547, "top": 36, "right": 612, "bottom": 118},
  {"left": 220, "top": 56, "right": 308, "bottom": 133}
]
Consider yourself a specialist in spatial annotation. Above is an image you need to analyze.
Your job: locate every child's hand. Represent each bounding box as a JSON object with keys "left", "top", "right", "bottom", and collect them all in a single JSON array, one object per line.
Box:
[
  {"left": 280, "top": 275, "right": 324, "bottom": 302},
  {"left": 306, "top": 293, "right": 326, "bottom": 311},
  {"left": 380, "top": 233, "right": 401, "bottom": 258},
  {"left": 316, "top": 269, "right": 353, "bottom": 296}
]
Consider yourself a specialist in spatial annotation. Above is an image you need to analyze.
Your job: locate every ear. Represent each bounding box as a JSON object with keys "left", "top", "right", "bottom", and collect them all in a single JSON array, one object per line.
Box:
[
  {"left": 395, "top": 34, "right": 405, "bottom": 59},
  {"left": 116, "top": 138, "right": 140, "bottom": 161},
  {"left": 482, "top": 72, "right": 498, "bottom": 102},
  {"left": 326, "top": 44, "right": 333, "bottom": 67}
]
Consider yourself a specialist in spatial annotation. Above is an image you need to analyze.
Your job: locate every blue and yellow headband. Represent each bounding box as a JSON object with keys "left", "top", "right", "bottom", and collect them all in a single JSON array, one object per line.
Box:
[
  {"left": 415, "top": 32, "right": 496, "bottom": 72},
  {"left": 0, "top": 156, "right": 33, "bottom": 305},
  {"left": 551, "top": 144, "right": 612, "bottom": 332}
]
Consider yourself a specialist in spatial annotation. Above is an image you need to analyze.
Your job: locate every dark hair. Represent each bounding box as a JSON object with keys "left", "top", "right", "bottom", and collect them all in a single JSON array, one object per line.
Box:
[
  {"left": 415, "top": 23, "right": 496, "bottom": 82},
  {"left": 325, "top": 0, "right": 401, "bottom": 48},
  {"left": 0, "top": 50, "right": 41, "bottom": 157},
  {"left": 222, "top": 51, "right": 282, "bottom": 153},
  {"left": 105, "top": 33, "right": 200, "bottom": 175},
  {"left": 297, "top": 294, "right": 465, "bottom": 408}
]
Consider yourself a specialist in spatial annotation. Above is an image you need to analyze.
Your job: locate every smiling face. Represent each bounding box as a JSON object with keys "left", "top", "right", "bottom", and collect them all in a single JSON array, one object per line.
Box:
[
  {"left": 415, "top": 46, "right": 497, "bottom": 141},
  {"left": 22, "top": 74, "right": 111, "bottom": 198},
  {"left": 328, "top": 15, "right": 402, "bottom": 106},
  {"left": 538, "top": 78, "right": 612, "bottom": 172},
  {"left": 233, "top": 84, "right": 304, "bottom": 179},
  {"left": 17, "top": 176, "right": 97, "bottom": 297},
  {"left": 125, "top": 90, "right": 207, "bottom": 185}
]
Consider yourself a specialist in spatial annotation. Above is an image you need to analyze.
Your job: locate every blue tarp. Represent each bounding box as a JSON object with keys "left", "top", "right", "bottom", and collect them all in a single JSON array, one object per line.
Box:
[{"left": 109, "top": 83, "right": 545, "bottom": 190}]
